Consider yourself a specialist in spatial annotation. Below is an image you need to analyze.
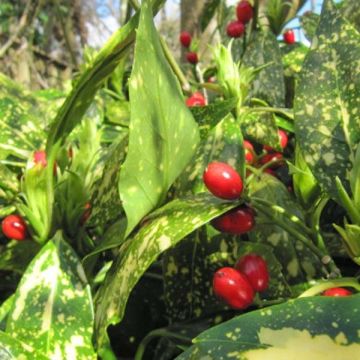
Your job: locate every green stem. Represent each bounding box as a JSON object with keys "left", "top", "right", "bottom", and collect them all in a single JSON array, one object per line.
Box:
[
  {"left": 251, "top": 197, "right": 314, "bottom": 237},
  {"left": 298, "top": 278, "right": 360, "bottom": 298},
  {"left": 251, "top": 200, "right": 339, "bottom": 276},
  {"left": 134, "top": 329, "right": 191, "bottom": 360}
]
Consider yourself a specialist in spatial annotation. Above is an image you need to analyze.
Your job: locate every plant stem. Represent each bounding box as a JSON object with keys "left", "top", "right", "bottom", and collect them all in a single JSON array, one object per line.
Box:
[
  {"left": 298, "top": 277, "right": 360, "bottom": 298},
  {"left": 134, "top": 329, "right": 191, "bottom": 360},
  {"left": 251, "top": 200, "right": 339, "bottom": 277}
]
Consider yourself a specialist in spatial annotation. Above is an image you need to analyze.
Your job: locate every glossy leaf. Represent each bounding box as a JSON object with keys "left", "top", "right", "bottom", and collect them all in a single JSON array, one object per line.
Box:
[
  {"left": 95, "top": 193, "right": 239, "bottom": 349},
  {"left": 300, "top": 11, "right": 320, "bottom": 42},
  {"left": 119, "top": 1, "right": 199, "bottom": 237},
  {"left": 0, "top": 331, "right": 47, "bottom": 360},
  {"left": 240, "top": 111, "right": 280, "bottom": 149},
  {"left": 294, "top": 0, "right": 360, "bottom": 203},
  {"left": 6, "top": 232, "right": 96, "bottom": 359},
  {"left": 248, "top": 173, "right": 325, "bottom": 284},
  {"left": 177, "top": 293, "right": 360, "bottom": 359},
  {"left": 46, "top": 1, "right": 164, "bottom": 151},
  {"left": 242, "top": 31, "right": 285, "bottom": 106},
  {"left": 190, "top": 98, "right": 237, "bottom": 139},
  {"left": 0, "top": 240, "right": 40, "bottom": 274},
  {"left": 90, "top": 136, "right": 128, "bottom": 228},
  {"left": 174, "top": 114, "right": 244, "bottom": 196}
]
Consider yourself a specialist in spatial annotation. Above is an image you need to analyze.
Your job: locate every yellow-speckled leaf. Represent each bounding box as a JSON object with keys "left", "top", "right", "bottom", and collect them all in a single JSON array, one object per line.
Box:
[
  {"left": 6, "top": 232, "right": 96, "bottom": 359},
  {"left": 294, "top": 0, "right": 360, "bottom": 203},
  {"left": 119, "top": 0, "right": 200, "bottom": 237},
  {"left": 176, "top": 293, "right": 360, "bottom": 359},
  {"left": 0, "top": 331, "right": 47, "bottom": 360}
]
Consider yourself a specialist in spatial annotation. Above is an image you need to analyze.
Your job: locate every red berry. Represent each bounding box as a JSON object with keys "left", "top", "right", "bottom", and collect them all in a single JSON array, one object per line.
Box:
[
  {"left": 186, "top": 92, "right": 206, "bottom": 107},
  {"left": 264, "top": 130, "right": 288, "bottom": 152},
  {"left": 259, "top": 152, "right": 283, "bottom": 167},
  {"left": 323, "top": 287, "right": 352, "bottom": 297},
  {"left": 213, "top": 267, "right": 254, "bottom": 309},
  {"left": 211, "top": 206, "right": 255, "bottom": 234},
  {"left": 2, "top": 215, "right": 27, "bottom": 241},
  {"left": 243, "top": 140, "right": 255, "bottom": 164},
  {"left": 34, "top": 150, "right": 47, "bottom": 167},
  {"left": 235, "top": 254, "right": 269, "bottom": 292},
  {"left": 203, "top": 162, "right": 243, "bottom": 200},
  {"left": 283, "top": 29, "right": 295, "bottom": 44},
  {"left": 186, "top": 52, "right": 198, "bottom": 65},
  {"left": 179, "top": 31, "right": 192, "bottom": 48},
  {"left": 226, "top": 21, "right": 245, "bottom": 38},
  {"left": 236, "top": 1, "right": 253, "bottom": 23}
]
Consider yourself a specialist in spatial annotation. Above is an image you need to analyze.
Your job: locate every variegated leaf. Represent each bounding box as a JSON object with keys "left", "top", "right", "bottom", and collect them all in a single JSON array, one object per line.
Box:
[
  {"left": 90, "top": 136, "right": 128, "bottom": 228},
  {"left": 294, "top": 0, "right": 360, "bottom": 203},
  {"left": 0, "top": 331, "right": 47, "bottom": 360},
  {"left": 248, "top": 173, "right": 325, "bottom": 284},
  {"left": 119, "top": 0, "right": 199, "bottom": 237},
  {"left": 176, "top": 293, "right": 360, "bottom": 359},
  {"left": 300, "top": 11, "right": 320, "bottom": 42},
  {"left": 0, "top": 295, "right": 14, "bottom": 330},
  {"left": 242, "top": 31, "right": 285, "bottom": 107},
  {"left": 6, "top": 232, "right": 96, "bottom": 359},
  {"left": 95, "top": 193, "right": 239, "bottom": 350},
  {"left": 174, "top": 114, "right": 244, "bottom": 197}
]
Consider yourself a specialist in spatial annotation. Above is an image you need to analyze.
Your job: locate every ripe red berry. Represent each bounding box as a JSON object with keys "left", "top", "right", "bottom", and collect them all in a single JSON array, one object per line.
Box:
[
  {"left": 259, "top": 152, "right": 283, "bottom": 167},
  {"left": 323, "top": 287, "right": 352, "bottom": 297},
  {"left": 186, "top": 52, "right": 198, "bottom": 65},
  {"left": 235, "top": 254, "right": 269, "bottom": 292},
  {"left": 203, "top": 162, "right": 243, "bottom": 200},
  {"left": 283, "top": 29, "right": 295, "bottom": 44},
  {"left": 213, "top": 267, "right": 254, "bottom": 309},
  {"left": 1, "top": 215, "right": 27, "bottom": 241},
  {"left": 264, "top": 130, "right": 288, "bottom": 152},
  {"left": 186, "top": 92, "right": 206, "bottom": 107},
  {"left": 211, "top": 206, "right": 255, "bottom": 234},
  {"left": 236, "top": 1, "right": 253, "bottom": 23},
  {"left": 34, "top": 150, "right": 47, "bottom": 167},
  {"left": 179, "top": 31, "right": 192, "bottom": 48},
  {"left": 243, "top": 140, "right": 255, "bottom": 164},
  {"left": 226, "top": 21, "right": 245, "bottom": 38}
]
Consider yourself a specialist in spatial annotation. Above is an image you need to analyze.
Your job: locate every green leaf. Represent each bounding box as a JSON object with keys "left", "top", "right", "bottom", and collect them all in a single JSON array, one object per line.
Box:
[
  {"left": 95, "top": 193, "right": 239, "bottom": 350},
  {"left": 248, "top": 173, "right": 325, "bottom": 284},
  {"left": 119, "top": 1, "right": 200, "bottom": 237},
  {"left": 282, "top": 44, "right": 309, "bottom": 76},
  {"left": 174, "top": 114, "right": 244, "bottom": 196},
  {"left": 294, "top": 0, "right": 360, "bottom": 203},
  {"left": 176, "top": 293, "right": 360, "bottom": 359},
  {"left": 45, "top": 0, "right": 164, "bottom": 151},
  {"left": 339, "top": 0, "right": 360, "bottom": 33},
  {"left": 6, "top": 232, "right": 96, "bottom": 359},
  {"left": 300, "top": 11, "right": 320, "bottom": 42},
  {"left": 0, "top": 240, "right": 40, "bottom": 274},
  {"left": 0, "top": 164, "right": 19, "bottom": 194},
  {"left": 240, "top": 111, "right": 280, "bottom": 149},
  {"left": 242, "top": 31, "right": 285, "bottom": 106},
  {"left": 200, "top": 0, "right": 220, "bottom": 31},
  {"left": 0, "top": 330, "right": 47, "bottom": 360},
  {"left": 0, "top": 295, "right": 14, "bottom": 330},
  {"left": 90, "top": 136, "right": 128, "bottom": 228},
  {"left": 190, "top": 98, "right": 237, "bottom": 139}
]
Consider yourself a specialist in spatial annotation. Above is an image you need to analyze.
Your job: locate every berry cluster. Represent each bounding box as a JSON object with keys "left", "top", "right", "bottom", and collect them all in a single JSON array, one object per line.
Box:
[
  {"left": 203, "top": 161, "right": 255, "bottom": 234},
  {"left": 213, "top": 254, "right": 269, "bottom": 309},
  {"left": 226, "top": 1, "right": 253, "bottom": 38},
  {"left": 179, "top": 31, "right": 198, "bottom": 65}
]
